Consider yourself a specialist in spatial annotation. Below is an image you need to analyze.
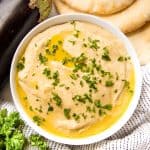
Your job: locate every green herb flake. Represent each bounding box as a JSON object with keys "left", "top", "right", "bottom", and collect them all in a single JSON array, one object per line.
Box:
[
  {"left": 52, "top": 71, "right": 60, "bottom": 86},
  {"left": 103, "top": 104, "right": 112, "bottom": 110},
  {"left": 70, "top": 73, "right": 78, "bottom": 80},
  {"left": 38, "top": 53, "right": 48, "bottom": 64},
  {"left": 17, "top": 57, "right": 25, "bottom": 71},
  {"left": 94, "top": 100, "right": 101, "bottom": 108},
  {"left": 73, "top": 30, "right": 80, "bottom": 38},
  {"left": 117, "top": 56, "right": 124, "bottom": 62},
  {"left": 72, "top": 95, "right": 86, "bottom": 104},
  {"left": 47, "top": 103, "right": 54, "bottom": 112},
  {"left": 64, "top": 108, "right": 71, "bottom": 119},
  {"left": 58, "top": 40, "right": 63, "bottom": 45},
  {"left": 65, "top": 86, "right": 70, "bottom": 90},
  {"left": 101, "top": 47, "right": 111, "bottom": 61},
  {"left": 52, "top": 44, "right": 58, "bottom": 54},
  {"left": 105, "top": 80, "right": 114, "bottom": 87},
  {"left": 98, "top": 109, "right": 105, "bottom": 116},
  {"left": 35, "top": 84, "right": 39, "bottom": 90},
  {"left": 72, "top": 113, "right": 80, "bottom": 121},
  {"left": 43, "top": 68, "right": 51, "bottom": 79},
  {"left": 114, "top": 89, "right": 118, "bottom": 93},
  {"left": 52, "top": 93, "right": 62, "bottom": 107},
  {"left": 88, "top": 37, "right": 100, "bottom": 51},
  {"left": 23, "top": 96, "right": 28, "bottom": 100},
  {"left": 68, "top": 40, "right": 76, "bottom": 45},
  {"left": 70, "top": 20, "right": 76, "bottom": 29},
  {"left": 35, "top": 43, "right": 37, "bottom": 47},
  {"left": 80, "top": 80, "right": 84, "bottom": 87},
  {"left": 29, "top": 134, "right": 48, "bottom": 150},
  {"left": 33, "top": 116, "right": 45, "bottom": 126},
  {"left": 29, "top": 106, "right": 33, "bottom": 111}
]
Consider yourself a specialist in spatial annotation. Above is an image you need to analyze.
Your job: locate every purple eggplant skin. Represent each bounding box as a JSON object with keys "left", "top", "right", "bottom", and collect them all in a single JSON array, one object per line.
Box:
[{"left": 0, "top": 0, "right": 39, "bottom": 88}]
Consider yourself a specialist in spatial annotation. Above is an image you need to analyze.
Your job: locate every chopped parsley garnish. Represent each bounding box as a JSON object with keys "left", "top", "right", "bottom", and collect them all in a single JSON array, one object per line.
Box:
[
  {"left": 73, "top": 30, "right": 80, "bottom": 38},
  {"left": 72, "top": 93, "right": 92, "bottom": 104},
  {"left": 118, "top": 56, "right": 131, "bottom": 62},
  {"left": 64, "top": 108, "right": 71, "bottom": 119},
  {"left": 122, "top": 80, "right": 133, "bottom": 93},
  {"left": 65, "top": 86, "right": 70, "bottom": 90},
  {"left": 88, "top": 37, "right": 100, "bottom": 50},
  {"left": 105, "top": 80, "right": 114, "bottom": 87},
  {"left": 38, "top": 53, "right": 48, "bottom": 64},
  {"left": 47, "top": 103, "right": 54, "bottom": 112},
  {"left": 117, "top": 56, "right": 124, "bottom": 62},
  {"left": 86, "top": 106, "right": 92, "bottom": 112},
  {"left": 72, "top": 95, "right": 86, "bottom": 104},
  {"left": 52, "top": 93, "right": 62, "bottom": 107},
  {"left": 68, "top": 40, "right": 76, "bottom": 45},
  {"left": 83, "top": 93, "right": 93, "bottom": 103},
  {"left": 115, "top": 72, "right": 119, "bottom": 80},
  {"left": 72, "top": 113, "right": 80, "bottom": 121},
  {"left": 82, "top": 75, "right": 97, "bottom": 91},
  {"left": 58, "top": 40, "right": 63, "bottom": 45},
  {"left": 46, "top": 39, "right": 51, "bottom": 46},
  {"left": 70, "top": 20, "right": 76, "bottom": 28},
  {"left": 99, "top": 109, "right": 105, "bottom": 116},
  {"left": 70, "top": 73, "right": 78, "bottom": 80},
  {"left": 17, "top": 57, "right": 25, "bottom": 71},
  {"left": 62, "top": 57, "right": 73, "bottom": 65},
  {"left": 33, "top": 116, "right": 45, "bottom": 126},
  {"left": 52, "top": 71, "right": 60, "bottom": 86},
  {"left": 52, "top": 44, "right": 58, "bottom": 54},
  {"left": 29, "top": 106, "right": 33, "bottom": 111},
  {"left": 73, "top": 53, "right": 87, "bottom": 72},
  {"left": 80, "top": 80, "right": 84, "bottom": 87},
  {"left": 43, "top": 68, "right": 51, "bottom": 79},
  {"left": 34, "top": 43, "right": 37, "bottom": 47},
  {"left": 94, "top": 100, "right": 102, "bottom": 108},
  {"left": 35, "top": 84, "right": 39, "bottom": 90},
  {"left": 114, "top": 89, "right": 118, "bottom": 93},
  {"left": 82, "top": 43, "right": 87, "bottom": 47},
  {"left": 103, "top": 104, "right": 112, "bottom": 110},
  {"left": 101, "top": 47, "right": 111, "bottom": 61},
  {"left": 24, "top": 96, "right": 28, "bottom": 100}
]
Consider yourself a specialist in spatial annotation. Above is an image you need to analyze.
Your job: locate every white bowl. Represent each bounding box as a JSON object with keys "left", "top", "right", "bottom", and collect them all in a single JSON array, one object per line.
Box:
[{"left": 10, "top": 14, "right": 142, "bottom": 145}]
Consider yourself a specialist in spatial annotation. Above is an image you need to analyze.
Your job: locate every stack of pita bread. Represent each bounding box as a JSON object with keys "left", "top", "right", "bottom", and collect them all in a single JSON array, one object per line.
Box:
[{"left": 54, "top": 0, "right": 150, "bottom": 65}]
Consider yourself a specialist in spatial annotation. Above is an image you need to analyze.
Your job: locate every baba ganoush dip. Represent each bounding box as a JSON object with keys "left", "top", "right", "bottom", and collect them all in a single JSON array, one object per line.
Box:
[{"left": 16, "top": 21, "right": 134, "bottom": 138}]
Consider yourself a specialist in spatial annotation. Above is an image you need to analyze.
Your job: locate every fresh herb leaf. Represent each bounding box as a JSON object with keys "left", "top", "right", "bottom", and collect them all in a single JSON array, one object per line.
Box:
[
  {"left": 94, "top": 100, "right": 101, "bottom": 108},
  {"left": 29, "top": 134, "right": 48, "bottom": 150},
  {"left": 39, "top": 53, "right": 48, "bottom": 64},
  {"left": 52, "top": 71, "right": 60, "bottom": 86},
  {"left": 17, "top": 57, "right": 25, "bottom": 71},
  {"left": 105, "top": 80, "right": 114, "bottom": 87},
  {"left": 101, "top": 47, "right": 111, "bottom": 61},
  {"left": 68, "top": 40, "right": 76, "bottom": 45},
  {"left": 88, "top": 37, "right": 100, "bottom": 50},
  {"left": 52, "top": 93, "right": 62, "bottom": 106},
  {"left": 64, "top": 108, "right": 71, "bottom": 119},
  {"left": 72, "top": 113, "right": 80, "bottom": 121},
  {"left": 103, "top": 104, "right": 112, "bottom": 110},
  {"left": 33, "top": 116, "right": 45, "bottom": 126},
  {"left": 43, "top": 68, "right": 51, "bottom": 79}
]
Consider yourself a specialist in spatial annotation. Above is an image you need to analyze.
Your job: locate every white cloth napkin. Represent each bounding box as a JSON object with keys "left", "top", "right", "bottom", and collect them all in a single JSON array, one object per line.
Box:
[{"left": 0, "top": 65, "right": 150, "bottom": 150}]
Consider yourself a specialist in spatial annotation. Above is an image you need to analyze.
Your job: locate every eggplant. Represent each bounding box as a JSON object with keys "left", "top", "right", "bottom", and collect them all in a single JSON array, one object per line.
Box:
[{"left": 0, "top": 0, "right": 39, "bottom": 88}]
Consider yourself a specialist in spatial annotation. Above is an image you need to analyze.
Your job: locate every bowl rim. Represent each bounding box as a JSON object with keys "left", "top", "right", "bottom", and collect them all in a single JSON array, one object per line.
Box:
[{"left": 10, "top": 13, "right": 142, "bottom": 145}]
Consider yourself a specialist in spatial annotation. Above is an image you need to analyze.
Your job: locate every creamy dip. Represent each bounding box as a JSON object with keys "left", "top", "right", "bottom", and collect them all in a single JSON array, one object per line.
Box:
[{"left": 16, "top": 21, "right": 134, "bottom": 138}]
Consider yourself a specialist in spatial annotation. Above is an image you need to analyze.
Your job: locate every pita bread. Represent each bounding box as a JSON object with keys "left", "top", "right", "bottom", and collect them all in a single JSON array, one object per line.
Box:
[
  {"left": 61, "top": 0, "right": 135, "bottom": 15},
  {"left": 128, "top": 23, "right": 150, "bottom": 65},
  {"left": 54, "top": 0, "right": 150, "bottom": 33}
]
